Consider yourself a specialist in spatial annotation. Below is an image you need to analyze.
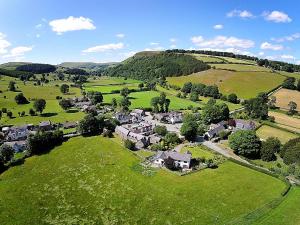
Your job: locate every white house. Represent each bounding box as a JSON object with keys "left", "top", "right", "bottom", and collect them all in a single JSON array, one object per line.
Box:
[{"left": 150, "top": 151, "right": 192, "bottom": 169}]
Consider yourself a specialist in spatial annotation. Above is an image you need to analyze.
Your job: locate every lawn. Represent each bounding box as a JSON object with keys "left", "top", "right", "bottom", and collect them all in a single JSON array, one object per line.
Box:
[
  {"left": 102, "top": 90, "right": 202, "bottom": 110},
  {"left": 84, "top": 77, "right": 141, "bottom": 86},
  {"left": 85, "top": 84, "right": 139, "bottom": 94},
  {"left": 254, "top": 187, "right": 300, "bottom": 225},
  {"left": 0, "top": 136, "right": 286, "bottom": 224},
  {"left": 210, "top": 63, "right": 271, "bottom": 72},
  {"left": 273, "top": 88, "right": 300, "bottom": 111},
  {"left": 256, "top": 125, "right": 298, "bottom": 144},
  {"left": 269, "top": 111, "right": 300, "bottom": 133},
  {"left": 167, "top": 69, "right": 286, "bottom": 99},
  {"left": 180, "top": 145, "right": 216, "bottom": 159},
  {"left": 0, "top": 76, "right": 84, "bottom": 125}
]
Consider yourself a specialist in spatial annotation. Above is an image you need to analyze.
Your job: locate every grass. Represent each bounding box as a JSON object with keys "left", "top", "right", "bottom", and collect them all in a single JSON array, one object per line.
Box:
[
  {"left": 269, "top": 111, "right": 300, "bottom": 133},
  {"left": 167, "top": 69, "right": 286, "bottom": 99},
  {"left": 189, "top": 54, "right": 225, "bottom": 63},
  {"left": 102, "top": 90, "right": 202, "bottom": 110},
  {"left": 85, "top": 84, "right": 139, "bottom": 94},
  {"left": 84, "top": 77, "right": 141, "bottom": 86},
  {"left": 256, "top": 125, "right": 298, "bottom": 144},
  {"left": 218, "top": 56, "right": 256, "bottom": 65},
  {"left": 273, "top": 88, "right": 300, "bottom": 111},
  {"left": 254, "top": 187, "right": 300, "bottom": 225},
  {"left": 180, "top": 145, "right": 215, "bottom": 159},
  {"left": 0, "top": 76, "right": 84, "bottom": 125},
  {"left": 210, "top": 63, "right": 271, "bottom": 72},
  {"left": 0, "top": 136, "right": 286, "bottom": 224}
]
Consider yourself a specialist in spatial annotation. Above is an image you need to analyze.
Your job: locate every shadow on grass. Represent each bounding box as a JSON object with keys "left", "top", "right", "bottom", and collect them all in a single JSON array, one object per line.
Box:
[
  {"left": 41, "top": 112, "right": 58, "bottom": 117},
  {"left": 66, "top": 109, "right": 79, "bottom": 113}
]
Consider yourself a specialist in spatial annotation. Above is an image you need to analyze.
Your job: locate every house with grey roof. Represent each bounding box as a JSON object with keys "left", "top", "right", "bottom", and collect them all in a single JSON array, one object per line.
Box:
[
  {"left": 6, "top": 125, "right": 32, "bottom": 141},
  {"left": 234, "top": 119, "right": 256, "bottom": 131},
  {"left": 204, "top": 121, "right": 227, "bottom": 140},
  {"left": 154, "top": 112, "right": 183, "bottom": 124},
  {"left": 150, "top": 151, "right": 192, "bottom": 169},
  {"left": 39, "top": 121, "right": 52, "bottom": 131},
  {"left": 3, "top": 141, "right": 27, "bottom": 153}
]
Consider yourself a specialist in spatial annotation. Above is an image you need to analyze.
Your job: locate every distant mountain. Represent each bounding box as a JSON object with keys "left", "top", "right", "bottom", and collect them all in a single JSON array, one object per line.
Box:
[
  {"left": 58, "top": 62, "right": 118, "bottom": 71},
  {"left": 0, "top": 62, "right": 32, "bottom": 70}
]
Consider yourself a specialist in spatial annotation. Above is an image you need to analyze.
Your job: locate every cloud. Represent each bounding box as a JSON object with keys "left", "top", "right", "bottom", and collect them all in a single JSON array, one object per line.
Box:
[
  {"left": 3, "top": 46, "right": 33, "bottom": 58},
  {"left": 280, "top": 54, "right": 295, "bottom": 60},
  {"left": 35, "top": 24, "right": 43, "bottom": 29},
  {"left": 82, "top": 42, "right": 124, "bottom": 53},
  {"left": 271, "top": 33, "right": 300, "bottom": 42},
  {"left": 198, "top": 47, "right": 255, "bottom": 56},
  {"left": 227, "top": 10, "right": 254, "bottom": 18},
  {"left": 120, "top": 51, "right": 137, "bottom": 58},
  {"left": 170, "top": 38, "right": 176, "bottom": 43},
  {"left": 170, "top": 44, "right": 176, "bottom": 49},
  {"left": 36, "top": 34, "right": 41, "bottom": 38},
  {"left": 213, "top": 24, "right": 223, "bottom": 29},
  {"left": 297, "top": 60, "right": 300, "bottom": 65},
  {"left": 150, "top": 42, "right": 159, "bottom": 46},
  {"left": 191, "top": 35, "right": 254, "bottom": 49},
  {"left": 116, "top": 33, "right": 125, "bottom": 38},
  {"left": 49, "top": 16, "right": 96, "bottom": 34},
  {"left": 0, "top": 33, "right": 11, "bottom": 54},
  {"left": 144, "top": 46, "right": 164, "bottom": 51},
  {"left": 259, "top": 51, "right": 264, "bottom": 56},
  {"left": 260, "top": 42, "right": 283, "bottom": 50},
  {"left": 263, "top": 11, "right": 292, "bottom": 23}
]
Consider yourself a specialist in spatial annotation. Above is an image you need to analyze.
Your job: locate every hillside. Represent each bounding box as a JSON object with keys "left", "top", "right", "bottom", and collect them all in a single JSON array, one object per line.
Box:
[
  {"left": 0, "top": 62, "right": 32, "bottom": 70},
  {"left": 104, "top": 52, "right": 210, "bottom": 81},
  {"left": 58, "top": 62, "right": 118, "bottom": 71}
]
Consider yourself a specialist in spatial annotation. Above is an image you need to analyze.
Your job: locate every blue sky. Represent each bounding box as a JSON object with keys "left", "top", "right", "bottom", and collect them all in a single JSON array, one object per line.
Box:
[{"left": 0, "top": 0, "right": 299, "bottom": 64}]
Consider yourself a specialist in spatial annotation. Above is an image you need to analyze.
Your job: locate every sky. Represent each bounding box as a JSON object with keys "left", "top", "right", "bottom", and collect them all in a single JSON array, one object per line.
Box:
[{"left": 0, "top": 0, "right": 300, "bottom": 64}]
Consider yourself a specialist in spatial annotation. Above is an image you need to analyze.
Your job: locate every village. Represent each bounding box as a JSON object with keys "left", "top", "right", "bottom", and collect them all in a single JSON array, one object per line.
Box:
[{"left": 0, "top": 93, "right": 256, "bottom": 173}]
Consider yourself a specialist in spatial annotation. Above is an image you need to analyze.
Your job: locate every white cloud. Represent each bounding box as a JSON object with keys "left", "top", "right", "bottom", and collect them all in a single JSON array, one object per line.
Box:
[
  {"left": 35, "top": 24, "right": 42, "bottom": 29},
  {"left": 260, "top": 42, "right": 283, "bottom": 50},
  {"left": 259, "top": 51, "right": 264, "bottom": 56},
  {"left": 191, "top": 35, "right": 254, "bottom": 49},
  {"left": 150, "top": 42, "right": 159, "bottom": 46},
  {"left": 82, "top": 42, "right": 124, "bottom": 53},
  {"left": 170, "top": 44, "right": 176, "bottom": 49},
  {"left": 170, "top": 38, "right": 176, "bottom": 43},
  {"left": 271, "top": 33, "right": 300, "bottom": 42},
  {"left": 36, "top": 34, "right": 41, "bottom": 38},
  {"left": 116, "top": 33, "right": 125, "bottom": 38},
  {"left": 144, "top": 46, "right": 164, "bottom": 51},
  {"left": 0, "top": 33, "right": 11, "bottom": 54},
  {"left": 280, "top": 54, "right": 295, "bottom": 60},
  {"left": 263, "top": 11, "right": 292, "bottom": 23},
  {"left": 227, "top": 10, "right": 254, "bottom": 18},
  {"left": 49, "top": 16, "right": 96, "bottom": 34},
  {"left": 213, "top": 24, "right": 223, "bottom": 29},
  {"left": 3, "top": 46, "right": 33, "bottom": 58},
  {"left": 120, "top": 51, "right": 137, "bottom": 58},
  {"left": 297, "top": 60, "right": 300, "bottom": 65}
]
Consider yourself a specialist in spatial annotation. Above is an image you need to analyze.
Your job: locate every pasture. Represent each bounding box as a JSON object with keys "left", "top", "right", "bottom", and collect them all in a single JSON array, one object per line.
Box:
[
  {"left": 189, "top": 54, "right": 225, "bottom": 63},
  {"left": 0, "top": 76, "right": 84, "bottom": 125},
  {"left": 272, "top": 88, "right": 300, "bottom": 111},
  {"left": 210, "top": 63, "right": 271, "bottom": 72},
  {"left": 85, "top": 76, "right": 141, "bottom": 86},
  {"left": 167, "top": 69, "right": 285, "bottom": 99},
  {"left": 256, "top": 125, "right": 298, "bottom": 143},
  {"left": 0, "top": 136, "right": 286, "bottom": 224},
  {"left": 269, "top": 111, "right": 300, "bottom": 133},
  {"left": 85, "top": 84, "right": 139, "bottom": 94}
]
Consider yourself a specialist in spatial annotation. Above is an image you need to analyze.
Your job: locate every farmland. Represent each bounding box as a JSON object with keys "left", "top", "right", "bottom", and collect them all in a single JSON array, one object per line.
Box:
[
  {"left": 167, "top": 69, "right": 285, "bottom": 99},
  {"left": 256, "top": 125, "right": 298, "bottom": 143},
  {"left": 0, "top": 136, "right": 287, "bottom": 224},
  {"left": 272, "top": 88, "right": 300, "bottom": 111},
  {"left": 269, "top": 111, "right": 300, "bottom": 133},
  {"left": 210, "top": 63, "right": 272, "bottom": 72}
]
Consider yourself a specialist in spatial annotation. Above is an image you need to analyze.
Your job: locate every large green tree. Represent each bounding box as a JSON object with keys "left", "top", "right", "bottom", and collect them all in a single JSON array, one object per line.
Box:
[{"left": 33, "top": 99, "right": 46, "bottom": 114}]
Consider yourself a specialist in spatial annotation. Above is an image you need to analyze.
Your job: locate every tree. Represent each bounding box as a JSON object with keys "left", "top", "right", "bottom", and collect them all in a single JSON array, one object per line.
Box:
[
  {"left": 288, "top": 101, "right": 297, "bottom": 115},
  {"left": 7, "top": 111, "right": 13, "bottom": 118},
  {"left": 59, "top": 99, "right": 73, "bottom": 111},
  {"left": 14, "top": 93, "right": 29, "bottom": 104},
  {"left": 111, "top": 98, "right": 118, "bottom": 108},
  {"left": 119, "top": 97, "right": 131, "bottom": 111},
  {"left": 120, "top": 87, "right": 130, "bottom": 97},
  {"left": 190, "top": 92, "right": 199, "bottom": 102},
  {"left": 228, "top": 130, "right": 261, "bottom": 158},
  {"left": 0, "top": 144, "right": 14, "bottom": 164},
  {"left": 202, "top": 100, "right": 229, "bottom": 124},
  {"left": 281, "top": 138, "right": 300, "bottom": 165},
  {"left": 180, "top": 114, "right": 198, "bottom": 141},
  {"left": 297, "top": 79, "right": 300, "bottom": 91},
  {"left": 78, "top": 114, "right": 104, "bottom": 135},
  {"left": 60, "top": 84, "right": 70, "bottom": 94},
  {"left": 164, "top": 132, "right": 180, "bottom": 146},
  {"left": 154, "top": 125, "right": 168, "bottom": 136},
  {"left": 8, "top": 81, "right": 16, "bottom": 91},
  {"left": 124, "top": 139, "right": 135, "bottom": 150},
  {"left": 138, "top": 83, "right": 144, "bottom": 90},
  {"left": 244, "top": 97, "right": 268, "bottom": 119},
  {"left": 268, "top": 96, "right": 277, "bottom": 109},
  {"left": 151, "top": 97, "right": 160, "bottom": 113},
  {"left": 227, "top": 93, "right": 238, "bottom": 104},
  {"left": 29, "top": 108, "right": 36, "bottom": 116},
  {"left": 181, "top": 82, "right": 192, "bottom": 94},
  {"left": 33, "top": 99, "right": 46, "bottom": 114},
  {"left": 88, "top": 91, "right": 103, "bottom": 105},
  {"left": 260, "top": 137, "right": 281, "bottom": 161},
  {"left": 282, "top": 77, "right": 296, "bottom": 90}
]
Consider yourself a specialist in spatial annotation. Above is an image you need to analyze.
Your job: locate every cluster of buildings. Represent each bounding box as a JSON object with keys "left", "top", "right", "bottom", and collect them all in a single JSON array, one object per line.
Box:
[{"left": 72, "top": 96, "right": 113, "bottom": 114}]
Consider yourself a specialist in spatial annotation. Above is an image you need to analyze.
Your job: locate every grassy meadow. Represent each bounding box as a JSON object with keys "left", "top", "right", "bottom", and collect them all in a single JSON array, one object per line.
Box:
[
  {"left": 269, "top": 111, "right": 300, "bottom": 134},
  {"left": 210, "top": 63, "right": 272, "bottom": 72},
  {"left": 273, "top": 88, "right": 300, "bottom": 111},
  {"left": 256, "top": 125, "right": 298, "bottom": 144},
  {"left": 0, "top": 76, "right": 84, "bottom": 125},
  {"left": 167, "top": 69, "right": 286, "bottom": 99},
  {"left": 0, "top": 136, "right": 287, "bottom": 224}
]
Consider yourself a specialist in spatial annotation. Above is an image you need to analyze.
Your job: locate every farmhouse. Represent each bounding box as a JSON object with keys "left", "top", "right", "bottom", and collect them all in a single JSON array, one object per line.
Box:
[
  {"left": 154, "top": 112, "right": 183, "bottom": 124},
  {"left": 150, "top": 151, "right": 192, "bottom": 169},
  {"left": 39, "top": 121, "right": 52, "bottom": 131},
  {"left": 204, "top": 121, "right": 227, "bottom": 140},
  {"left": 63, "top": 121, "right": 78, "bottom": 129},
  {"left": 234, "top": 119, "right": 256, "bottom": 131},
  {"left": 123, "top": 122, "right": 153, "bottom": 135},
  {"left": 6, "top": 125, "right": 33, "bottom": 141}
]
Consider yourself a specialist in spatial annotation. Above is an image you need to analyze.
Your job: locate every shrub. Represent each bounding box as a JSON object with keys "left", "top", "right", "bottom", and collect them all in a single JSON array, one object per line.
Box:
[
  {"left": 124, "top": 140, "right": 135, "bottom": 150},
  {"left": 15, "top": 93, "right": 29, "bottom": 104},
  {"left": 29, "top": 108, "right": 36, "bottom": 116},
  {"left": 261, "top": 137, "right": 281, "bottom": 161},
  {"left": 6, "top": 111, "right": 13, "bottom": 118},
  {"left": 154, "top": 125, "right": 168, "bottom": 136}
]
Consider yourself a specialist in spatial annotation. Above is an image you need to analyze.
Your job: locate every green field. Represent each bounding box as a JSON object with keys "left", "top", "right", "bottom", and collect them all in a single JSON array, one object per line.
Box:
[
  {"left": 85, "top": 77, "right": 141, "bottom": 86},
  {"left": 167, "top": 69, "right": 286, "bottom": 99},
  {"left": 254, "top": 187, "right": 300, "bottom": 225},
  {"left": 189, "top": 54, "right": 225, "bottom": 63},
  {"left": 0, "top": 136, "right": 287, "bottom": 224},
  {"left": 256, "top": 125, "right": 298, "bottom": 144},
  {"left": 0, "top": 76, "right": 84, "bottom": 125},
  {"left": 218, "top": 56, "right": 256, "bottom": 65},
  {"left": 85, "top": 84, "right": 139, "bottom": 94},
  {"left": 180, "top": 145, "right": 216, "bottom": 159},
  {"left": 102, "top": 90, "right": 202, "bottom": 110},
  {"left": 210, "top": 63, "right": 272, "bottom": 72}
]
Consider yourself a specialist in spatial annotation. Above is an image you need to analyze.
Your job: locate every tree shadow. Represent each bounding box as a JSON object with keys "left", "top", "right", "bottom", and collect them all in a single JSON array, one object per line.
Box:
[
  {"left": 66, "top": 109, "right": 79, "bottom": 113},
  {"left": 41, "top": 112, "right": 58, "bottom": 117}
]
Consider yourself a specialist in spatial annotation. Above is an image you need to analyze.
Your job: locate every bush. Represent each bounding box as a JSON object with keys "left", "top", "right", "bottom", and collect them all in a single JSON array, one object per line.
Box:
[
  {"left": 151, "top": 143, "right": 164, "bottom": 151},
  {"left": 7, "top": 111, "right": 13, "bottom": 118},
  {"left": 15, "top": 93, "right": 29, "bottom": 104},
  {"left": 29, "top": 108, "right": 36, "bottom": 116},
  {"left": 281, "top": 138, "right": 300, "bottom": 165},
  {"left": 261, "top": 137, "right": 281, "bottom": 161},
  {"left": 124, "top": 140, "right": 135, "bottom": 150},
  {"left": 154, "top": 125, "right": 168, "bottom": 136},
  {"left": 165, "top": 132, "right": 180, "bottom": 146},
  {"left": 2, "top": 108, "right": 7, "bottom": 113}
]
